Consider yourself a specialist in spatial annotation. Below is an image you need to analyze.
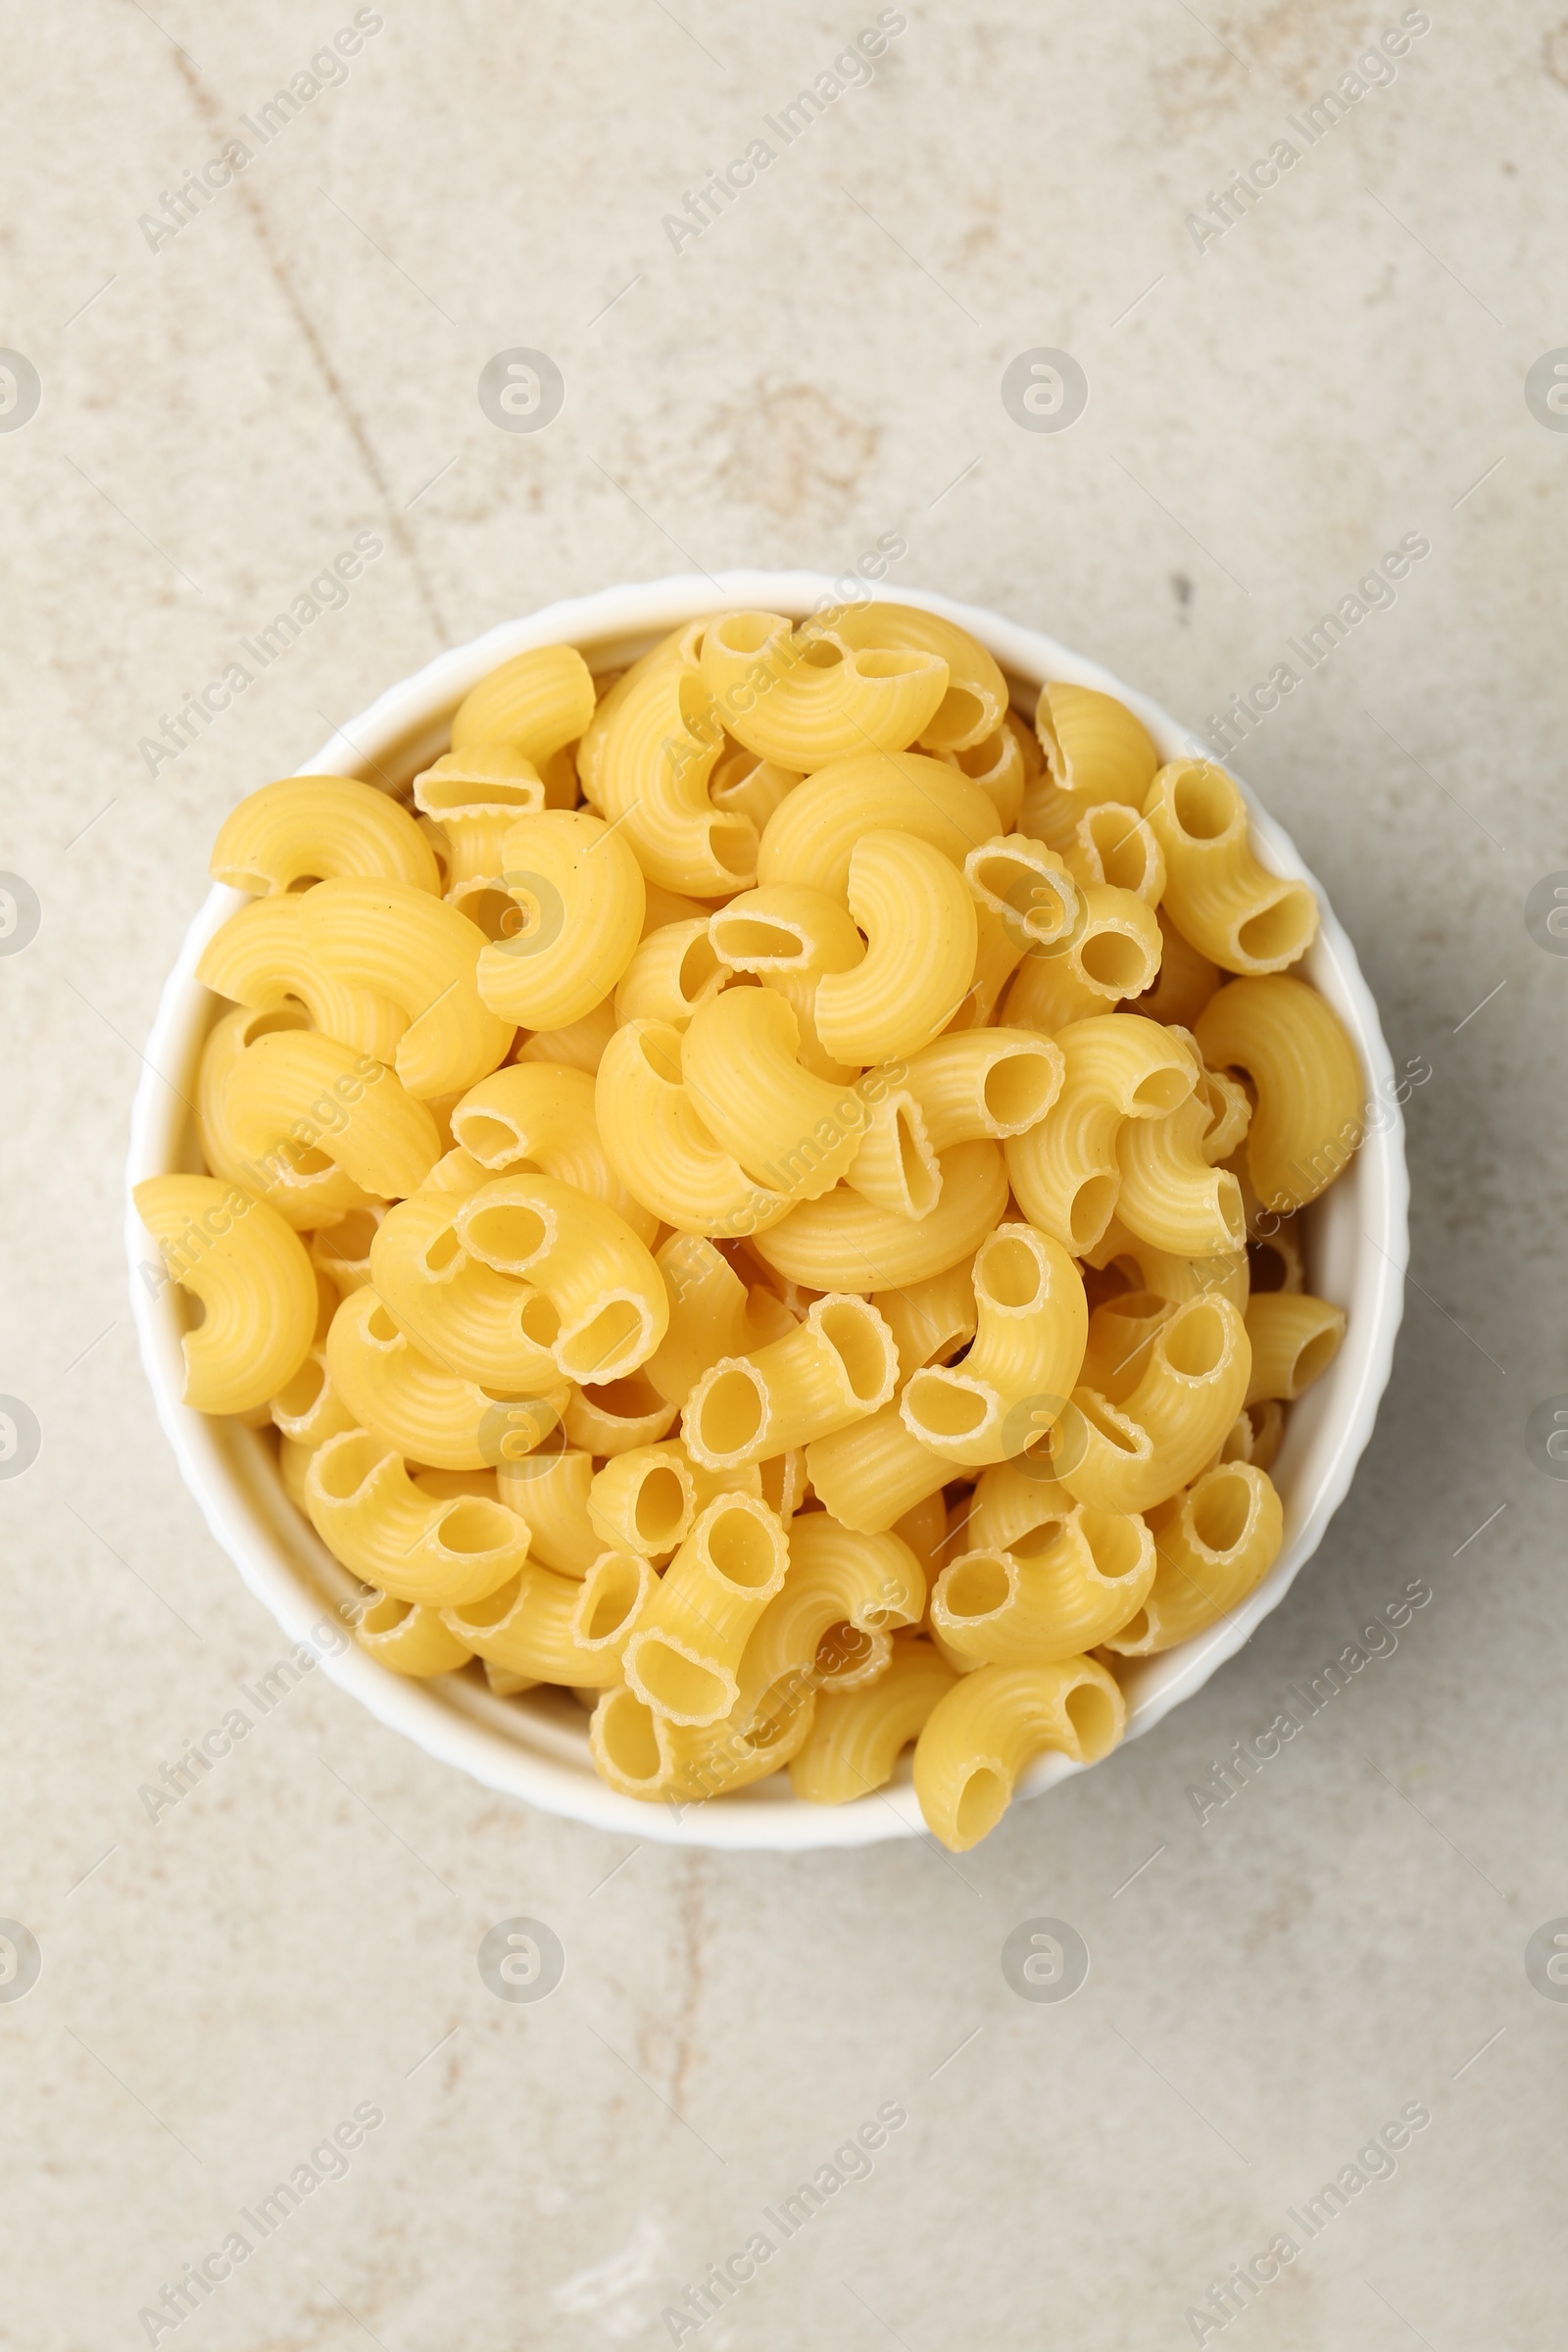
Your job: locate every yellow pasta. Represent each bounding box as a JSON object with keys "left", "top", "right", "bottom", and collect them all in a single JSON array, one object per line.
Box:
[
  {"left": 930, "top": 1506, "right": 1153, "bottom": 1665},
  {"left": 902, "top": 1224, "right": 1087, "bottom": 1469},
  {"left": 788, "top": 1635, "right": 959, "bottom": 1803},
  {"left": 1101, "top": 1461, "right": 1283, "bottom": 1654},
  {"left": 497, "top": 1444, "right": 600, "bottom": 1576},
  {"left": 757, "top": 751, "right": 998, "bottom": 900},
  {"left": 1004, "top": 884, "right": 1163, "bottom": 1033},
  {"left": 299, "top": 877, "right": 513, "bottom": 1100},
  {"left": 449, "top": 1061, "right": 658, "bottom": 1246},
  {"left": 1063, "top": 802, "right": 1166, "bottom": 903},
  {"left": 224, "top": 1029, "right": 442, "bottom": 1202},
  {"left": 806, "top": 1401, "right": 953, "bottom": 1535},
  {"left": 698, "top": 608, "right": 950, "bottom": 768},
  {"left": 1086, "top": 1216, "right": 1250, "bottom": 1313},
  {"left": 682, "top": 987, "right": 870, "bottom": 1203},
  {"left": 735, "top": 1513, "right": 926, "bottom": 1719},
  {"left": 612, "top": 917, "right": 732, "bottom": 1032},
  {"left": 684, "top": 1295, "right": 897, "bottom": 1468},
  {"left": 1243, "top": 1291, "right": 1346, "bottom": 1404},
  {"left": 752, "top": 1139, "right": 1008, "bottom": 1292},
  {"left": 933, "top": 723, "right": 1027, "bottom": 833},
  {"left": 813, "top": 831, "right": 978, "bottom": 1065},
  {"left": 197, "top": 1005, "right": 378, "bottom": 1230},
  {"left": 1144, "top": 761, "right": 1318, "bottom": 974},
  {"left": 828, "top": 601, "right": 1008, "bottom": 752},
  {"left": 413, "top": 746, "right": 547, "bottom": 917},
  {"left": 210, "top": 773, "right": 441, "bottom": 897},
  {"left": 369, "top": 1185, "right": 561, "bottom": 1393},
  {"left": 1114, "top": 1077, "right": 1248, "bottom": 1256},
  {"left": 873, "top": 1258, "right": 978, "bottom": 1384},
  {"left": 1004, "top": 1014, "right": 1195, "bottom": 1256},
  {"left": 564, "top": 1371, "right": 677, "bottom": 1455},
  {"left": 591, "top": 1673, "right": 816, "bottom": 1802},
  {"left": 196, "top": 896, "right": 408, "bottom": 1065},
  {"left": 577, "top": 625, "right": 760, "bottom": 894},
  {"left": 1060, "top": 1293, "right": 1252, "bottom": 1513},
  {"left": 305, "top": 1429, "right": 528, "bottom": 1605},
  {"left": 913, "top": 1655, "right": 1127, "bottom": 1849},
  {"left": 134, "top": 1174, "right": 317, "bottom": 1414},
  {"left": 475, "top": 808, "right": 646, "bottom": 1029},
  {"left": 622, "top": 1494, "right": 790, "bottom": 1726},
  {"left": 1196, "top": 975, "right": 1364, "bottom": 1214},
  {"left": 1131, "top": 907, "right": 1222, "bottom": 1028},
  {"left": 514, "top": 995, "right": 618, "bottom": 1074},
  {"left": 594, "top": 1021, "right": 788, "bottom": 1239},
  {"left": 356, "top": 1592, "right": 474, "bottom": 1678},
  {"left": 707, "top": 883, "right": 866, "bottom": 1082},
  {"left": 442, "top": 1550, "right": 655, "bottom": 1687},
  {"left": 449, "top": 642, "right": 598, "bottom": 764},
  {"left": 324, "top": 1286, "right": 565, "bottom": 1469},
  {"left": 1035, "top": 682, "right": 1159, "bottom": 829},
  {"left": 962, "top": 834, "right": 1078, "bottom": 955},
  {"left": 645, "top": 1233, "right": 797, "bottom": 1404},
  {"left": 588, "top": 1443, "right": 696, "bottom": 1558},
  {"left": 454, "top": 1173, "right": 666, "bottom": 1384}
]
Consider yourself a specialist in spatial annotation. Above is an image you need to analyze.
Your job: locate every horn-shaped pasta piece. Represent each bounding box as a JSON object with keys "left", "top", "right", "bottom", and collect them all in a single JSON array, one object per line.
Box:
[
  {"left": 564, "top": 1373, "right": 678, "bottom": 1455},
  {"left": 644, "top": 1233, "right": 799, "bottom": 1404},
  {"left": 901, "top": 1029, "right": 1064, "bottom": 1148},
  {"left": 449, "top": 642, "right": 597, "bottom": 763},
  {"left": 1115, "top": 1082, "right": 1248, "bottom": 1256},
  {"left": 198, "top": 1005, "right": 380, "bottom": 1229},
  {"left": 708, "top": 882, "right": 865, "bottom": 1082},
  {"left": 789, "top": 1635, "right": 959, "bottom": 1803},
  {"left": 1129, "top": 907, "right": 1221, "bottom": 1028},
  {"left": 1004, "top": 883, "right": 1163, "bottom": 1033},
  {"left": 578, "top": 627, "right": 760, "bottom": 894},
  {"left": 735, "top": 1513, "right": 926, "bottom": 1722},
  {"left": 454, "top": 1173, "right": 667, "bottom": 1384},
  {"left": 613, "top": 918, "right": 733, "bottom": 1034},
  {"left": 1078, "top": 1292, "right": 1175, "bottom": 1402},
  {"left": 946, "top": 906, "right": 1030, "bottom": 1031},
  {"left": 682, "top": 988, "right": 871, "bottom": 1202},
  {"left": 589, "top": 1672, "right": 816, "bottom": 1801},
  {"left": 197, "top": 896, "right": 408, "bottom": 1065},
  {"left": 752, "top": 1139, "right": 1008, "bottom": 1291},
  {"left": 210, "top": 773, "right": 440, "bottom": 897},
  {"left": 369, "top": 1187, "right": 561, "bottom": 1392},
  {"left": 901, "top": 1224, "right": 1087, "bottom": 1468},
  {"left": 827, "top": 601, "right": 1007, "bottom": 753},
  {"left": 1004, "top": 1015, "right": 1195, "bottom": 1257},
  {"left": 964, "top": 1460, "right": 1077, "bottom": 1552},
  {"left": 134, "top": 1174, "right": 318, "bottom": 1415},
  {"left": 514, "top": 995, "right": 618, "bottom": 1075},
  {"left": 913, "top": 1656, "right": 1127, "bottom": 1850},
  {"left": 497, "top": 1445, "right": 599, "bottom": 1576},
  {"left": 813, "top": 831, "right": 978, "bottom": 1065},
  {"left": 305, "top": 1429, "right": 527, "bottom": 1605},
  {"left": 588, "top": 1443, "right": 696, "bottom": 1558},
  {"left": 449, "top": 1061, "right": 658, "bottom": 1246},
  {"left": 930, "top": 1506, "right": 1154, "bottom": 1666},
  {"left": 872, "top": 1258, "right": 978, "bottom": 1384},
  {"left": 757, "top": 752, "right": 998, "bottom": 900},
  {"left": 594, "top": 1021, "right": 789, "bottom": 1239},
  {"left": 843, "top": 1088, "right": 942, "bottom": 1219},
  {"left": 355, "top": 1592, "right": 474, "bottom": 1678},
  {"left": 962, "top": 835, "right": 1078, "bottom": 955},
  {"left": 1083, "top": 1215, "right": 1249, "bottom": 1312},
  {"left": 698, "top": 609, "right": 950, "bottom": 768},
  {"left": 412, "top": 746, "right": 547, "bottom": 915},
  {"left": 709, "top": 743, "right": 804, "bottom": 834},
  {"left": 1144, "top": 761, "right": 1318, "bottom": 974},
  {"left": 622, "top": 1494, "right": 790, "bottom": 1726},
  {"left": 1058, "top": 1293, "right": 1251, "bottom": 1513},
  {"left": 932, "top": 722, "right": 1027, "bottom": 831},
  {"left": 1063, "top": 801, "right": 1166, "bottom": 903},
  {"left": 224, "top": 1029, "right": 442, "bottom": 1202},
  {"left": 1101, "top": 1461, "right": 1283, "bottom": 1654},
  {"left": 683, "top": 1295, "right": 898, "bottom": 1469},
  {"left": 475, "top": 808, "right": 646, "bottom": 1029},
  {"left": 442, "top": 1549, "right": 655, "bottom": 1687},
  {"left": 1243, "top": 1291, "right": 1345, "bottom": 1403},
  {"left": 324, "top": 1286, "right": 565, "bottom": 1469},
  {"left": 806, "top": 1401, "right": 953, "bottom": 1535},
  {"left": 300, "top": 877, "right": 513, "bottom": 1100},
  {"left": 1196, "top": 974, "right": 1363, "bottom": 1215},
  {"left": 1036, "top": 682, "right": 1159, "bottom": 822},
  {"left": 270, "top": 1344, "right": 358, "bottom": 1448}
]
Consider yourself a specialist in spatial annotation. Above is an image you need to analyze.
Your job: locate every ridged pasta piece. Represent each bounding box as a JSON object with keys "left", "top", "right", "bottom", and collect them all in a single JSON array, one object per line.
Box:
[
  {"left": 497, "top": 1445, "right": 599, "bottom": 1576},
  {"left": 930, "top": 1506, "right": 1153, "bottom": 1665},
  {"left": 789, "top": 1635, "right": 959, "bottom": 1802},
  {"left": 305, "top": 1429, "right": 527, "bottom": 1605},
  {"left": 1064, "top": 803, "right": 1166, "bottom": 904},
  {"left": 369, "top": 1187, "right": 561, "bottom": 1393},
  {"left": 475, "top": 809, "right": 646, "bottom": 1029},
  {"left": 902, "top": 1224, "right": 1087, "bottom": 1469},
  {"left": 578, "top": 626, "right": 760, "bottom": 893},
  {"left": 813, "top": 831, "right": 978, "bottom": 1065},
  {"left": 1035, "top": 682, "right": 1159, "bottom": 830},
  {"left": 707, "top": 883, "right": 866, "bottom": 1082},
  {"left": 1115, "top": 1081, "right": 1248, "bottom": 1255},
  {"left": 299, "top": 877, "right": 513, "bottom": 1100},
  {"left": 448, "top": 1061, "right": 658, "bottom": 1246},
  {"left": 1129, "top": 907, "right": 1221, "bottom": 1027},
  {"left": 210, "top": 773, "right": 440, "bottom": 897},
  {"left": 1101, "top": 1462, "right": 1283, "bottom": 1654},
  {"left": 454, "top": 1173, "right": 667, "bottom": 1385},
  {"left": 828, "top": 602, "right": 1007, "bottom": 752},
  {"left": 644, "top": 1234, "right": 798, "bottom": 1405},
  {"left": 197, "top": 896, "right": 408, "bottom": 1065},
  {"left": 933, "top": 723, "right": 1026, "bottom": 832},
  {"left": 594, "top": 1021, "right": 788, "bottom": 1239},
  {"left": 912, "top": 1655, "right": 1127, "bottom": 1849},
  {"left": 902, "top": 1029, "right": 1063, "bottom": 1148},
  {"left": 842, "top": 1088, "right": 942, "bottom": 1220},
  {"left": 1004, "top": 1014, "right": 1195, "bottom": 1256},
  {"left": 270, "top": 1346, "right": 358, "bottom": 1450},
  {"left": 1079, "top": 1292, "right": 1176, "bottom": 1403},
  {"left": 684, "top": 1295, "right": 898, "bottom": 1468},
  {"left": 356, "top": 1592, "right": 474, "bottom": 1678},
  {"left": 622, "top": 1495, "right": 790, "bottom": 1726},
  {"left": 1085, "top": 1215, "right": 1250, "bottom": 1312},
  {"left": 735, "top": 1514, "right": 926, "bottom": 1720},
  {"left": 442, "top": 1550, "right": 655, "bottom": 1687},
  {"left": 588, "top": 1443, "right": 696, "bottom": 1557},
  {"left": 1249, "top": 1221, "right": 1305, "bottom": 1296},
  {"left": 709, "top": 743, "right": 804, "bottom": 834},
  {"left": 134, "top": 1174, "right": 318, "bottom": 1415},
  {"left": 324, "top": 1286, "right": 564, "bottom": 1469},
  {"left": 891, "top": 1492, "right": 950, "bottom": 1586},
  {"left": 1059, "top": 1294, "right": 1251, "bottom": 1513},
  {"left": 1004, "top": 884, "right": 1163, "bottom": 1033},
  {"left": 590, "top": 1673, "right": 815, "bottom": 1801},
  {"left": 1243, "top": 1291, "right": 1345, "bottom": 1403},
  {"left": 613, "top": 918, "right": 733, "bottom": 1033},
  {"left": 872, "top": 1258, "right": 978, "bottom": 1383},
  {"left": 682, "top": 987, "right": 871, "bottom": 1202},
  {"left": 514, "top": 995, "right": 618, "bottom": 1074},
  {"left": 752, "top": 1140, "right": 1008, "bottom": 1291},
  {"left": 198, "top": 1005, "right": 378, "bottom": 1229},
  {"left": 756, "top": 752, "right": 998, "bottom": 901},
  {"left": 564, "top": 1373, "right": 677, "bottom": 1455},
  {"left": 698, "top": 608, "right": 950, "bottom": 768},
  {"left": 413, "top": 746, "right": 547, "bottom": 917},
  {"left": 946, "top": 907, "right": 1029, "bottom": 1031},
  {"left": 807, "top": 1402, "right": 954, "bottom": 1535},
  {"left": 962, "top": 835, "right": 1078, "bottom": 955},
  {"left": 1144, "top": 761, "right": 1318, "bottom": 974},
  {"left": 449, "top": 642, "right": 598, "bottom": 763},
  {"left": 1195, "top": 975, "right": 1363, "bottom": 1213},
  {"left": 224, "top": 1029, "right": 442, "bottom": 1201},
  {"left": 964, "top": 1460, "right": 1077, "bottom": 1553}
]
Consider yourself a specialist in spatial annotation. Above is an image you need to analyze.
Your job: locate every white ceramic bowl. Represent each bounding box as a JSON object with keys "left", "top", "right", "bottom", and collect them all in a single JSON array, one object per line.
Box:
[{"left": 126, "top": 572, "right": 1408, "bottom": 1849}]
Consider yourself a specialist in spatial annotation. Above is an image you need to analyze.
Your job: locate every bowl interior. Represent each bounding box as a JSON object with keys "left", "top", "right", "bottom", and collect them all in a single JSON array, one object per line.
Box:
[{"left": 126, "top": 572, "right": 1407, "bottom": 1849}]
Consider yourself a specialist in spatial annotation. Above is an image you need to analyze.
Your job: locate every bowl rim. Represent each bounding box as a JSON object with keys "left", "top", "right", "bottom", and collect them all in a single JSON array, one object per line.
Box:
[{"left": 125, "top": 569, "right": 1409, "bottom": 1850}]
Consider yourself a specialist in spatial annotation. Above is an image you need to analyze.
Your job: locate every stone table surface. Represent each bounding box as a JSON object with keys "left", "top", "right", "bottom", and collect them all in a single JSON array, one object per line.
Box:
[{"left": 2, "top": 3, "right": 1565, "bottom": 2347}]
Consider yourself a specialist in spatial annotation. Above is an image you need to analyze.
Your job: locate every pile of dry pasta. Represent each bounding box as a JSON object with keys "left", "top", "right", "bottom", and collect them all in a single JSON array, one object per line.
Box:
[{"left": 136, "top": 602, "right": 1362, "bottom": 1849}]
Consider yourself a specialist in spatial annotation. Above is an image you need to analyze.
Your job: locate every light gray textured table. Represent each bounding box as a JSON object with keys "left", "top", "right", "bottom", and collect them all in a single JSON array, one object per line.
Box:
[{"left": 3, "top": 5, "right": 1564, "bottom": 2346}]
